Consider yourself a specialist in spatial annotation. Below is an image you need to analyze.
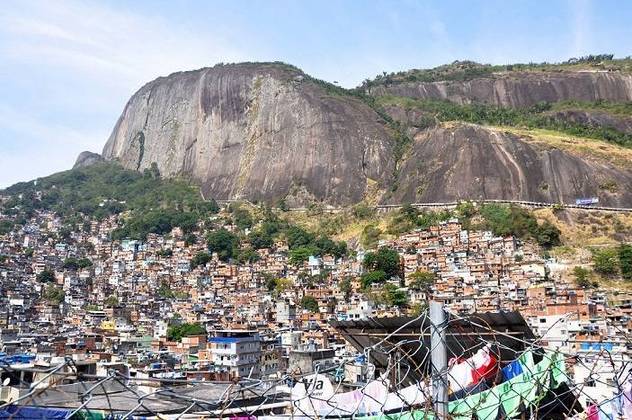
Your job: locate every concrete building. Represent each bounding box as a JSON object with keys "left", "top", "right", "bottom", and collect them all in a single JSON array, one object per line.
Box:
[{"left": 208, "top": 330, "right": 261, "bottom": 378}]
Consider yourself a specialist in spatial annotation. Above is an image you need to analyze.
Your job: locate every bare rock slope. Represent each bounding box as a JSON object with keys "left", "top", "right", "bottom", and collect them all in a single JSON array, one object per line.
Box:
[
  {"left": 368, "top": 71, "right": 632, "bottom": 108},
  {"left": 392, "top": 124, "right": 632, "bottom": 207},
  {"left": 102, "top": 63, "right": 395, "bottom": 205}
]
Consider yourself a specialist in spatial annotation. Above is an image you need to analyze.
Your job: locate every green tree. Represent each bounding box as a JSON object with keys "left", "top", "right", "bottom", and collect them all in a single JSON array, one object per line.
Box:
[
  {"left": 278, "top": 198, "right": 289, "bottom": 212},
  {"left": 301, "top": 295, "right": 319, "bottom": 312},
  {"left": 104, "top": 295, "right": 119, "bottom": 307},
  {"left": 361, "top": 270, "right": 387, "bottom": 289},
  {"left": 286, "top": 226, "right": 315, "bottom": 249},
  {"left": 77, "top": 258, "right": 93, "bottom": 268},
  {"left": 289, "top": 246, "right": 318, "bottom": 267},
  {"left": 535, "top": 221, "right": 561, "bottom": 248},
  {"left": 408, "top": 270, "right": 435, "bottom": 293},
  {"left": 0, "top": 220, "right": 14, "bottom": 235},
  {"left": 191, "top": 251, "right": 211, "bottom": 268},
  {"left": 36, "top": 269, "right": 55, "bottom": 283},
  {"left": 184, "top": 233, "right": 197, "bottom": 246},
  {"left": 382, "top": 284, "right": 408, "bottom": 308},
  {"left": 314, "top": 236, "right": 347, "bottom": 258},
  {"left": 352, "top": 204, "right": 375, "bottom": 220},
  {"left": 572, "top": 266, "right": 592, "bottom": 289},
  {"left": 363, "top": 247, "right": 402, "bottom": 279},
  {"left": 157, "top": 248, "right": 173, "bottom": 257},
  {"left": 167, "top": 323, "right": 206, "bottom": 342},
  {"left": 249, "top": 230, "right": 273, "bottom": 249},
  {"left": 233, "top": 207, "right": 254, "bottom": 231},
  {"left": 274, "top": 278, "right": 293, "bottom": 295},
  {"left": 262, "top": 273, "right": 278, "bottom": 292},
  {"left": 43, "top": 285, "right": 65, "bottom": 305},
  {"left": 206, "top": 228, "right": 239, "bottom": 262},
  {"left": 63, "top": 257, "right": 90, "bottom": 270},
  {"left": 236, "top": 247, "right": 261, "bottom": 264},
  {"left": 619, "top": 244, "right": 632, "bottom": 281},
  {"left": 339, "top": 278, "right": 353, "bottom": 302},
  {"left": 158, "top": 282, "right": 175, "bottom": 299},
  {"left": 592, "top": 247, "right": 619, "bottom": 276}
]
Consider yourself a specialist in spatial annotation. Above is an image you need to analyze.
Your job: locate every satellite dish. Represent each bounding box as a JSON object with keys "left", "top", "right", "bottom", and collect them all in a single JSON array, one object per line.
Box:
[{"left": 2, "top": 378, "right": 10, "bottom": 386}]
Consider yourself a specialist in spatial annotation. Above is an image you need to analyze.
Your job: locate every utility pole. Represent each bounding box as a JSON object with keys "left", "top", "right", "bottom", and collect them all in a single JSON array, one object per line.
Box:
[{"left": 430, "top": 300, "right": 448, "bottom": 419}]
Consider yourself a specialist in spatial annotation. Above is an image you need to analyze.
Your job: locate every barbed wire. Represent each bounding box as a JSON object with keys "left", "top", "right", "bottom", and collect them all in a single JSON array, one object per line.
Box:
[{"left": 0, "top": 308, "right": 630, "bottom": 419}]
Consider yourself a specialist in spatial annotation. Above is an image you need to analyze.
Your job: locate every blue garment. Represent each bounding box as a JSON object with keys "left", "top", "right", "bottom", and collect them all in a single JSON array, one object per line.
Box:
[
  {"left": 0, "top": 405, "right": 72, "bottom": 419},
  {"left": 501, "top": 359, "right": 524, "bottom": 382}
]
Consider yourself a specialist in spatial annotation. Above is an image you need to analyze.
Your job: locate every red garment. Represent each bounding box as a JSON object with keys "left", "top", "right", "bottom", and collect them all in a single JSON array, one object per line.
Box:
[
  {"left": 447, "top": 345, "right": 498, "bottom": 392},
  {"left": 471, "top": 349, "right": 498, "bottom": 383},
  {"left": 586, "top": 404, "right": 599, "bottom": 420}
]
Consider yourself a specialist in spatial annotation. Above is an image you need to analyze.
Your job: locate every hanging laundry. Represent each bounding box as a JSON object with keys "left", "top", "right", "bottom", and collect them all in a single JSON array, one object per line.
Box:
[
  {"left": 470, "top": 345, "right": 498, "bottom": 384},
  {"left": 586, "top": 404, "right": 599, "bottom": 420},
  {"left": 448, "top": 344, "right": 497, "bottom": 393},
  {"left": 501, "top": 359, "right": 523, "bottom": 381},
  {"left": 449, "top": 351, "right": 563, "bottom": 420}
]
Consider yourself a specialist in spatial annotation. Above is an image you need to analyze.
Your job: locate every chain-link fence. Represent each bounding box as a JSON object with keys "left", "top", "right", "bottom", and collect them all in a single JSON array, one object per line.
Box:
[{"left": 1, "top": 305, "right": 630, "bottom": 419}]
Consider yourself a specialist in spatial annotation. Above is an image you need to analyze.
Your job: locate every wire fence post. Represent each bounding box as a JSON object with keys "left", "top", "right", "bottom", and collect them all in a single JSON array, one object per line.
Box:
[{"left": 430, "top": 300, "right": 448, "bottom": 419}]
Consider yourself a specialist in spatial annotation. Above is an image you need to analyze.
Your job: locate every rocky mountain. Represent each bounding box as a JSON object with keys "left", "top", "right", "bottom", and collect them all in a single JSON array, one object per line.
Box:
[
  {"left": 100, "top": 63, "right": 394, "bottom": 206},
  {"left": 366, "top": 71, "right": 632, "bottom": 108},
  {"left": 389, "top": 124, "right": 632, "bottom": 206},
  {"left": 80, "top": 60, "right": 632, "bottom": 207}
]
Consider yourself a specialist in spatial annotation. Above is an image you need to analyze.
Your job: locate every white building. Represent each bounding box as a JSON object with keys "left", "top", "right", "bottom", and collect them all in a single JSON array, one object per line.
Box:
[{"left": 208, "top": 330, "right": 262, "bottom": 378}]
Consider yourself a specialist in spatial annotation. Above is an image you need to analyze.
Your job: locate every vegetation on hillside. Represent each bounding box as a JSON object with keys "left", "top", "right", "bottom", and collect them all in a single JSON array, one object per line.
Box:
[
  {"left": 1, "top": 162, "right": 219, "bottom": 240},
  {"left": 360, "top": 55, "right": 632, "bottom": 88},
  {"left": 377, "top": 96, "right": 632, "bottom": 147},
  {"left": 195, "top": 204, "right": 349, "bottom": 264},
  {"left": 549, "top": 100, "right": 632, "bottom": 117},
  {"left": 300, "top": 295, "right": 319, "bottom": 312},
  {"left": 167, "top": 322, "right": 206, "bottom": 342},
  {"left": 592, "top": 244, "right": 632, "bottom": 280},
  {"left": 385, "top": 202, "right": 561, "bottom": 249}
]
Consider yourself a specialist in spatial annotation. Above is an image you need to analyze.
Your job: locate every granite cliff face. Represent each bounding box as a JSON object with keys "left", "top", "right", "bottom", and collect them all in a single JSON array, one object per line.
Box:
[
  {"left": 392, "top": 124, "right": 632, "bottom": 207},
  {"left": 368, "top": 71, "right": 632, "bottom": 108},
  {"left": 102, "top": 63, "right": 395, "bottom": 205},
  {"left": 93, "top": 62, "right": 632, "bottom": 207}
]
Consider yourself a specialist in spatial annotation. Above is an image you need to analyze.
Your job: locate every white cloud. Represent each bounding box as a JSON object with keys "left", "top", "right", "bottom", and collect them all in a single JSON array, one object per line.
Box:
[
  {"left": 0, "top": 0, "right": 247, "bottom": 187},
  {"left": 0, "top": 0, "right": 246, "bottom": 87}
]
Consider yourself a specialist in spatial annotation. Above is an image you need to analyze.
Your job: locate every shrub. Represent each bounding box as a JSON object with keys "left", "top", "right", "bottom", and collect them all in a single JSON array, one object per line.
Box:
[
  {"left": 301, "top": 295, "right": 319, "bottom": 312},
  {"left": 619, "top": 244, "right": 632, "bottom": 281},
  {"left": 167, "top": 323, "right": 206, "bottom": 342},
  {"left": 206, "top": 229, "right": 240, "bottom": 262},
  {"left": 592, "top": 247, "right": 619, "bottom": 276},
  {"left": 363, "top": 247, "right": 402, "bottom": 279}
]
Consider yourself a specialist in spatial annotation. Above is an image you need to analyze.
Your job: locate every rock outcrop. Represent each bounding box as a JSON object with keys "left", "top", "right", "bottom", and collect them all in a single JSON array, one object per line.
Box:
[
  {"left": 98, "top": 62, "right": 632, "bottom": 207},
  {"left": 102, "top": 63, "right": 395, "bottom": 205},
  {"left": 391, "top": 124, "right": 632, "bottom": 207},
  {"left": 73, "top": 151, "right": 104, "bottom": 168},
  {"left": 368, "top": 71, "right": 632, "bottom": 108}
]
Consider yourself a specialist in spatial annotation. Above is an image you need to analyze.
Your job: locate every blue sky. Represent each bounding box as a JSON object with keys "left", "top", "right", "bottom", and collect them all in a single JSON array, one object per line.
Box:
[{"left": 1, "top": 0, "right": 631, "bottom": 187}]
